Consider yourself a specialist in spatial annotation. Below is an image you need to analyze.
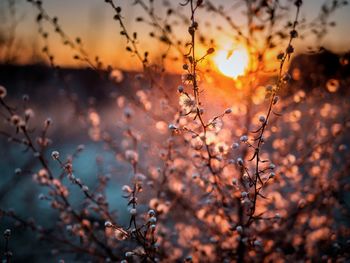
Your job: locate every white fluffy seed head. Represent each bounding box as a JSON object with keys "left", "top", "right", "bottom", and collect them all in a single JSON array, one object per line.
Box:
[
  {"left": 10, "top": 115, "right": 21, "bottom": 126},
  {"left": 51, "top": 151, "right": 60, "bottom": 160},
  {"left": 232, "top": 142, "right": 239, "bottom": 149},
  {"left": 122, "top": 185, "right": 132, "bottom": 193},
  {"left": 0, "top": 86, "right": 7, "bottom": 99},
  {"left": 123, "top": 107, "right": 133, "bottom": 119},
  {"left": 148, "top": 209, "right": 155, "bottom": 217},
  {"left": 104, "top": 221, "right": 112, "bottom": 228},
  {"left": 129, "top": 208, "right": 137, "bottom": 216},
  {"left": 192, "top": 173, "right": 199, "bottom": 179},
  {"left": 266, "top": 85, "right": 273, "bottom": 92},
  {"left": 125, "top": 150, "right": 138, "bottom": 163},
  {"left": 185, "top": 255, "right": 193, "bottom": 262},
  {"left": 259, "top": 115, "right": 266, "bottom": 123},
  {"left": 45, "top": 118, "right": 52, "bottom": 126},
  {"left": 149, "top": 216, "right": 157, "bottom": 224},
  {"left": 77, "top": 144, "right": 85, "bottom": 152},
  {"left": 4, "top": 229, "right": 11, "bottom": 237},
  {"left": 254, "top": 240, "right": 262, "bottom": 247},
  {"left": 240, "top": 135, "right": 248, "bottom": 143},
  {"left": 25, "top": 108, "right": 35, "bottom": 119},
  {"left": 168, "top": 123, "right": 177, "bottom": 130}
]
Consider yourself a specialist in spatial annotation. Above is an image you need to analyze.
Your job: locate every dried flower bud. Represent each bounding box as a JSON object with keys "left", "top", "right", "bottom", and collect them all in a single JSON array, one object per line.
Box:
[
  {"left": 290, "top": 29, "right": 298, "bottom": 38},
  {"left": 237, "top": 157, "right": 243, "bottom": 166},
  {"left": 45, "top": 118, "right": 52, "bottom": 126},
  {"left": 236, "top": 225, "right": 243, "bottom": 234},
  {"left": 277, "top": 53, "right": 284, "bottom": 60},
  {"left": 266, "top": 85, "right": 273, "bottom": 92},
  {"left": 225, "top": 108, "right": 232, "bottom": 114},
  {"left": 207, "top": 47, "right": 215, "bottom": 54},
  {"left": 241, "top": 192, "right": 248, "bottom": 198},
  {"left": 18, "top": 119, "right": 26, "bottom": 129},
  {"left": 240, "top": 135, "right": 248, "bottom": 142},
  {"left": 149, "top": 216, "right": 157, "bottom": 224},
  {"left": 282, "top": 73, "right": 291, "bottom": 82},
  {"left": 0, "top": 85, "right": 7, "bottom": 99},
  {"left": 254, "top": 240, "right": 262, "bottom": 247},
  {"left": 168, "top": 124, "right": 177, "bottom": 130},
  {"left": 259, "top": 115, "right": 266, "bottom": 123},
  {"left": 178, "top": 86, "right": 184, "bottom": 93},
  {"left": 51, "top": 151, "right": 60, "bottom": 160},
  {"left": 192, "top": 173, "right": 199, "bottom": 179},
  {"left": 125, "top": 150, "right": 138, "bottom": 163},
  {"left": 122, "top": 185, "right": 132, "bottom": 193},
  {"left": 294, "top": 0, "right": 303, "bottom": 7},
  {"left": 129, "top": 208, "right": 137, "bottom": 216},
  {"left": 82, "top": 185, "right": 89, "bottom": 192},
  {"left": 286, "top": 45, "right": 294, "bottom": 54},
  {"left": 135, "top": 173, "right": 146, "bottom": 181},
  {"left": 148, "top": 209, "right": 155, "bottom": 217},
  {"left": 4, "top": 229, "right": 11, "bottom": 238},
  {"left": 228, "top": 159, "right": 235, "bottom": 164},
  {"left": 104, "top": 221, "right": 113, "bottom": 228},
  {"left": 269, "top": 172, "right": 275, "bottom": 179},
  {"left": 25, "top": 108, "right": 35, "bottom": 119},
  {"left": 269, "top": 163, "right": 276, "bottom": 169},
  {"left": 125, "top": 251, "right": 134, "bottom": 257},
  {"left": 22, "top": 94, "right": 29, "bottom": 101},
  {"left": 10, "top": 115, "right": 21, "bottom": 126},
  {"left": 273, "top": 96, "right": 279, "bottom": 105},
  {"left": 77, "top": 144, "right": 85, "bottom": 152},
  {"left": 185, "top": 256, "right": 193, "bottom": 262},
  {"left": 123, "top": 107, "right": 133, "bottom": 119},
  {"left": 232, "top": 142, "right": 239, "bottom": 149}
]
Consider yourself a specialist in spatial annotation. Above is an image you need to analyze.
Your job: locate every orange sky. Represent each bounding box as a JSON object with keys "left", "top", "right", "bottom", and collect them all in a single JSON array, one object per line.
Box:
[{"left": 1, "top": 0, "right": 350, "bottom": 72}]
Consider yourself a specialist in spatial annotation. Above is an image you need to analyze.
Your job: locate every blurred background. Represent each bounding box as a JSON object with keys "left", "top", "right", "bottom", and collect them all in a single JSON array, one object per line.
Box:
[{"left": 0, "top": 0, "right": 350, "bottom": 262}]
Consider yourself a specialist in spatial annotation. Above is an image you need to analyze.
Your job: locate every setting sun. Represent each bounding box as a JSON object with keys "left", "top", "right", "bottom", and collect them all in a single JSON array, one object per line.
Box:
[{"left": 214, "top": 48, "right": 249, "bottom": 78}]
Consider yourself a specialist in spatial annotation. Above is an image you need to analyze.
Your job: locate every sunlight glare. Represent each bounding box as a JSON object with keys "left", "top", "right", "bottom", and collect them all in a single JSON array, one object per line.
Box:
[{"left": 214, "top": 48, "right": 249, "bottom": 78}]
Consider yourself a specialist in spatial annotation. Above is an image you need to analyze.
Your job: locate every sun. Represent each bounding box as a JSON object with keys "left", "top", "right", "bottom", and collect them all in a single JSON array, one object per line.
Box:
[{"left": 213, "top": 47, "right": 249, "bottom": 78}]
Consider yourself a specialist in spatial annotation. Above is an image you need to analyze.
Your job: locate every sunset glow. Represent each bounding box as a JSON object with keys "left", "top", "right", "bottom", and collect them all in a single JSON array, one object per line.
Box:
[{"left": 214, "top": 48, "right": 249, "bottom": 78}]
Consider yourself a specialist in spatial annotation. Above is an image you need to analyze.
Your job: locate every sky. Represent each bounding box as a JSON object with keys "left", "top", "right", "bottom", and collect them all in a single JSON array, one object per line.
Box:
[{"left": 1, "top": 0, "right": 350, "bottom": 70}]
